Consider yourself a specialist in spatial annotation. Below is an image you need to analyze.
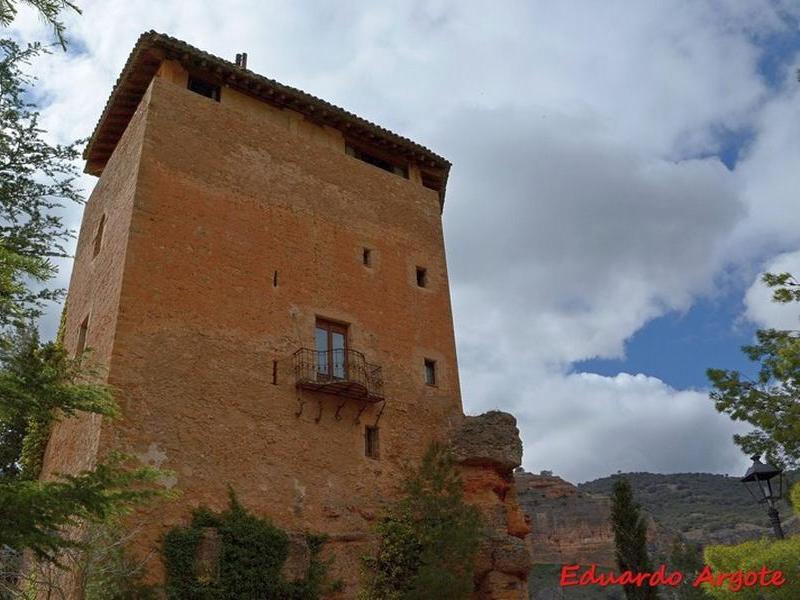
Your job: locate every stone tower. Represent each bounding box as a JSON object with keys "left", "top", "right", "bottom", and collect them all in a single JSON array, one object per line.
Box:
[{"left": 41, "top": 31, "right": 530, "bottom": 597}]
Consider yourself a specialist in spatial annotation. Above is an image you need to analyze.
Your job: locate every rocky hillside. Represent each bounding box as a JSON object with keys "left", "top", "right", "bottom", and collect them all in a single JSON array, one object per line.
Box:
[
  {"left": 579, "top": 471, "right": 798, "bottom": 547},
  {"left": 517, "top": 471, "right": 616, "bottom": 568},
  {"left": 520, "top": 469, "right": 797, "bottom": 599}
]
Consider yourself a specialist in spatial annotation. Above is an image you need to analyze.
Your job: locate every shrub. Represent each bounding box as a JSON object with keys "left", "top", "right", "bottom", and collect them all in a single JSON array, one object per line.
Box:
[
  {"left": 360, "top": 443, "right": 482, "bottom": 600},
  {"left": 163, "top": 491, "right": 335, "bottom": 599}
]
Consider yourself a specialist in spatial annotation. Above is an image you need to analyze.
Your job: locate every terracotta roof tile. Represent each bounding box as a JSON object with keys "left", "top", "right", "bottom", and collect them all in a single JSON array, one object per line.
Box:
[{"left": 84, "top": 31, "right": 450, "bottom": 202}]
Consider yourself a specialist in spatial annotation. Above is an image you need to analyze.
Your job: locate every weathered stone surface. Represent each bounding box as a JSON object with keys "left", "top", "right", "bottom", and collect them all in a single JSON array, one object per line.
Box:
[
  {"left": 491, "top": 533, "right": 531, "bottom": 578},
  {"left": 517, "top": 471, "right": 666, "bottom": 569},
  {"left": 517, "top": 471, "right": 616, "bottom": 567},
  {"left": 281, "top": 534, "right": 311, "bottom": 582},
  {"left": 478, "top": 571, "right": 529, "bottom": 600},
  {"left": 456, "top": 413, "right": 529, "bottom": 599},
  {"left": 195, "top": 527, "right": 221, "bottom": 584},
  {"left": 451, "top": 411, "right": 523, "bottom": 472}
]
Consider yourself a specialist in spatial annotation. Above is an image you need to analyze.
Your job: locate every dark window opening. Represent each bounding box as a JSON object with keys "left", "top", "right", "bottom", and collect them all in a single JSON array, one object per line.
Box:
[
  {"left": 424, "top": 359, "right": 437, "bottom": 386},
  {"left": 76, "top": 316, "right": 89, "bottom": 355},
  {"left": 92, "top": 214, "right": 105, "bottom": 258},
  {"left": 346, "top": 144, "right": 408, "bottom": 179},
  {"left": 416, "top": 267, "right": 427, "bottom": 288},
  {"left": 365, "top": 426, "right": 380, "bottom": 459},
  {"left": 421, "top": 171, "right": 441, "bottom": 192},
  {"left": 188, "top": 77, "right": 221, "bottom": 101},
  {"left": 362, "top": 248, "right": 372, "bottom": 267},
  {"left": 273, "top": 270, "right": 279, "bottom": 287},
  {"left": 272, "top": 360, "right": 278, "bottom": 385},
  {"left": 315, "top": 319, "right": 348, "bottom": 380}
]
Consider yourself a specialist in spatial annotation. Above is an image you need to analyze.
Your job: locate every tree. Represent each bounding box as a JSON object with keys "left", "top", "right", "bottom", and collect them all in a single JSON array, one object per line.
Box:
[
  {"left": 360, "top": 443, "right": 482, "bottom": 600},
  {"left": 0, "top": 38, "right": 84, "bottom": 327},
  {"left": 610, "top": 477, "right": 658, "bottom": 600},
  {"left": 666, "top": 537, "right": 709, "bottom": 600},
  {"left": 0, "top": 454, "right": 161, "bottom": 560},
  {"left": 0, "top": 12, "right": 166, "bottom": 596},
  {"left": 0, "top": 1, "right": 80, "bottom": 49},
  {"left": 707, "top": 272, "right": 800, "bottom": 469}
]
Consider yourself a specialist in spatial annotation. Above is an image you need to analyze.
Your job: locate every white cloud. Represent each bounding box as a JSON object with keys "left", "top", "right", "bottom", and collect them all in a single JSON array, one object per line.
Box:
[
  {"left": 517, "top": 371, "right": 752, "bottom": 483},
  {"left": 744, "top": 250, "right": 800, "bottom": 331},
  {"left": 7, "top": 1, "right": 800, "bottom": 482},
  {"left": 442, "top": 107, "right": 742, "bottom": 368},
  {"left": 729, "top": 78, "right": 800, "bottom": 259}
]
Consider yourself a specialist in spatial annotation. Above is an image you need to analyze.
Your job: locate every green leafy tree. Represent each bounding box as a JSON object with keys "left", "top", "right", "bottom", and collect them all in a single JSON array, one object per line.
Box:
[
  {"left": 0, "top": 11, "right": 168, "bottom": 597},
  {"left": 610, "top": 476, "right": 659, "bottom": 600},
  {"left": 666, "top": 537, "right": 709, "bottom": 600},
  {"left": 0, "top": 0, "right": 80, "bottom": 49},
  {"left": 360, "top": 443, "right": 482, "bottom": 600},
  {"left": 0, "top": 327, "right": 117, "bottom": 479},
  {"left": 701, "top": 483, "right": 800, "bottom": 600},
  {"left": 0, "top": 39, "right": 84, "bottom": 328},
  {"left": 707, "top": 272, "right": 800, "bottom": 469},
  {"left": 0, "top": 454, "right": 161, "bottom": 561}
]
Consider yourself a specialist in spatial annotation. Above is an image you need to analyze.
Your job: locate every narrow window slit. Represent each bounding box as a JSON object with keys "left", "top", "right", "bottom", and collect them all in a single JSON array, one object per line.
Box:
[
  {"left": 273, "top": 270, "right": 278, "bottom": 287},
  {"left": 362, "top": 248, "right": 372, "bottom": 267},
  {"left": 77, "top": 315, "right": 89, "bottom": 355},
  {"left": 424, "top": 359, "right": 437, "bottom": 386},
  {"left": 365, "top": 426, "right": 379, "bottom": 459},
  {"left": 416, "top": 267, "right": 427, "bottom": 288},
  {"left": 93, "top": 214, "right": 106, "bottom": 258}
]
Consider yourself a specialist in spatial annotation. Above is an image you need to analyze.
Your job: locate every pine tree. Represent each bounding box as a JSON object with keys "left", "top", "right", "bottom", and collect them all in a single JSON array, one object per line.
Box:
[
  {"left": 610, "top": 476, "right": 658, "bottom": 600},
  {"left": 707, "top": 272, "right": 800, "bottom": 469}
]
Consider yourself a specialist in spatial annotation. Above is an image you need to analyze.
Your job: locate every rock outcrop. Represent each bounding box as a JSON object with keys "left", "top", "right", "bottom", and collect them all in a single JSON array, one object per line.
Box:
[
  {"left": 452, "top": 412, "right": 531, "bottom": 599},
  {"left": 516, "top": 471, "right": 669, "bottom": 569},
  {"left": 516, "top": 472, "right": 616, "bottom": 568}
]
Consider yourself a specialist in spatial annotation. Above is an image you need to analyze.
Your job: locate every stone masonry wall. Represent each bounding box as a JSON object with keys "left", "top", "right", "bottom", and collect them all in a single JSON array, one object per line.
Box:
[
  {"left": 44, "top": 67, "right": 465, "bottom": 597},
  {"left": 41, "top": 60, "right": 532, "bottom": 599}
]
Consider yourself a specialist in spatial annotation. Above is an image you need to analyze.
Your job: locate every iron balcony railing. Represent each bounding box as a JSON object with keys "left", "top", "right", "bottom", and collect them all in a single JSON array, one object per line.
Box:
[{"left": 293, "top": 348, "right": 384, "bottom": 402}]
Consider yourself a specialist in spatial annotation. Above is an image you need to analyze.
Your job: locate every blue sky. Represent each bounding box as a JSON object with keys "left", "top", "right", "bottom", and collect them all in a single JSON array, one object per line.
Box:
[
  {"left": 9, "top": 1, "right": 800, "bottom": 482},
  {"left": 575, "top": 293, "right": 758, "bottom": 391},
  {"left": 578, "top": 19, "right": 800, "bottom": 393}
]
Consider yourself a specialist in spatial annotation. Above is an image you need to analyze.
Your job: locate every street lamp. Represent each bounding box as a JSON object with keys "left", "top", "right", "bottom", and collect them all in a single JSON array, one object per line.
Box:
[{"left": 741, "top": 454, "right": 785, "bottom": 540}]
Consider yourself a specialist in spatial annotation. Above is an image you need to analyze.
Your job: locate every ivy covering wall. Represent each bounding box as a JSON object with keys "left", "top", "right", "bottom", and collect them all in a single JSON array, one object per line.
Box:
[{"left": 163, "top": 491, "right": 338, "bottom": 599}]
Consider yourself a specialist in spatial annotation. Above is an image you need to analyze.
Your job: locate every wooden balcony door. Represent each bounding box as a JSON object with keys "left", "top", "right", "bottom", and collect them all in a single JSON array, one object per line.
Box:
[{"left": 315, "top": 319, "right": 348, "bottom": 381}]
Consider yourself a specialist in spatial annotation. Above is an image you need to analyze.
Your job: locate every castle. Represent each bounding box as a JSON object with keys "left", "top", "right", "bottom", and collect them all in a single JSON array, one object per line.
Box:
[{"left": 41, "top": 31, "right": 530, "bottom": 598}]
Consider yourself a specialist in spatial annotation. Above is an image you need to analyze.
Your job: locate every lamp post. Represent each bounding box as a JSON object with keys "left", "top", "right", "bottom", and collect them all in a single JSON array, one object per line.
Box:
[{"left": 741, "top": 454, "right": 785, "bottom": 540}]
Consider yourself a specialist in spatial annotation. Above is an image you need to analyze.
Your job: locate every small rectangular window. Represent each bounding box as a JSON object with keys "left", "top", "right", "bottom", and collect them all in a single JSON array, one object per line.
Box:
[
  {"left": 92, "top": 214, "right": 105, "bottom": 258},
  {"left": 76, "top": 316, "right": 89, "bottom": 355},
  {"left": 188, "top": 76, "right": 221, "bottom": 101},
  {"left": 424, "top": 359, "right": 437, "bottom": 386},
  {"left": 362, "top": 248, "right": 372, "bottom": 267},
  {"left": 365, "top": 426, "right": 379, "bottom": 459},
  {"left": 345, "top": 143, "right": 409, "bottom": 179},
  {"left": 416, "top": 267, "right": 428, "bottom": 288}
]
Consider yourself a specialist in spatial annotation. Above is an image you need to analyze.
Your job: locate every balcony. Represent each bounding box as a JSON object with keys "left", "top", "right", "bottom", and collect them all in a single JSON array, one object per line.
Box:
[{"left": 293, "top": 348, "right": 384, "bottom": 402}]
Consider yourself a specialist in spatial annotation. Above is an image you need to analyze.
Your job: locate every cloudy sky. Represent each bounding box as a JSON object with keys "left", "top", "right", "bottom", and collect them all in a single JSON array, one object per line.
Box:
[{"left": 8, "top": 1, "right": 800, "bottom": 483}]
